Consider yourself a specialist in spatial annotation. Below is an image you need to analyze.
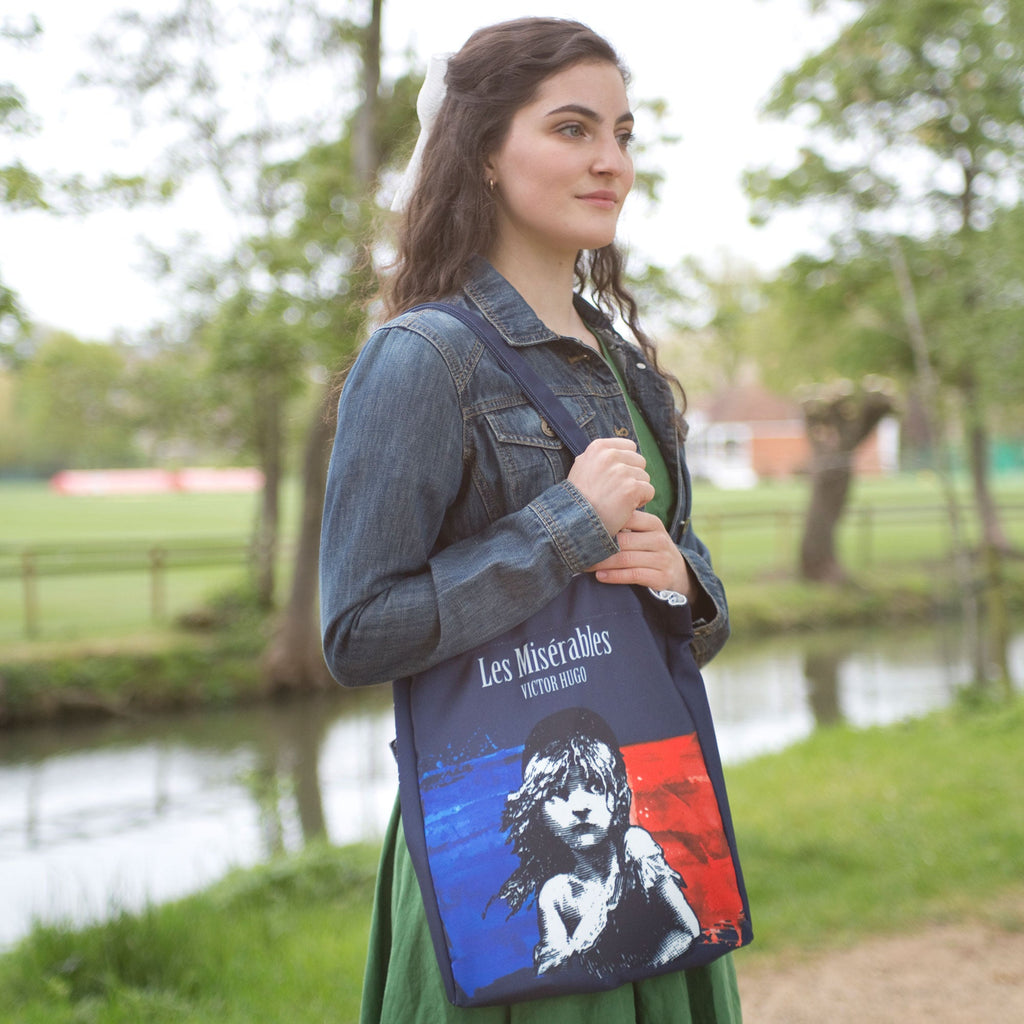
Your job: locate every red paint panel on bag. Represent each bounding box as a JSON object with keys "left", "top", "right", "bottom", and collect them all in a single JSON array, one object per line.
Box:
[{"left": 623, "top": 734, "right": 747, "bottom": 933}]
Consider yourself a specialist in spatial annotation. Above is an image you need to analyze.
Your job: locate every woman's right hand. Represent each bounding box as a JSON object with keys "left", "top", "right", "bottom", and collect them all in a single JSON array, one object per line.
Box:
[{"left": 567, "top": 437, "right": 654, "bottom": 536}]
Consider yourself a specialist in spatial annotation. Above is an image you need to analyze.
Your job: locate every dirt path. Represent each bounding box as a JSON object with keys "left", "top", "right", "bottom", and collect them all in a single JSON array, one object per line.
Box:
[{"left": 736, "top": 921, "right": 1024, "bottom": 1022}]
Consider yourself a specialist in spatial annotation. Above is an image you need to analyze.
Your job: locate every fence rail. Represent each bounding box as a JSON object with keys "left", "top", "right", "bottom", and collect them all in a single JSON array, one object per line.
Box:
[
  {"left": 0, "top": 538, "right": 255, "bottom": 637},
  {"left": 3, "top": 501, "right": 1023, "bottom": 638},
  {"left": 698, "top": 501, "right": 1024, "bottom": 574}
]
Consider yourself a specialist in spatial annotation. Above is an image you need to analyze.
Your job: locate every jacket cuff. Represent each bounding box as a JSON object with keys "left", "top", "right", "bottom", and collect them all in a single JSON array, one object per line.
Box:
[
  {"left": 680, "top": 547, "right": 730, "bottom": 667},
  {"left": 528, "top": 481, "right": 618, "bottom": 573}
]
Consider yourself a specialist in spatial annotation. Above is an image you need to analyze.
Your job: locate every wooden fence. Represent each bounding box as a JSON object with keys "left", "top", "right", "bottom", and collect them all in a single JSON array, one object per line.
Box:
[
  {"left": 0, "top": 538, "right": 255, "bottom": 638},
  {"left": 696, "top": 501, "right": 1024, "bottom": 576},
  {"left": 2, "top": 502, "right": 1022, "bottom": 638}
]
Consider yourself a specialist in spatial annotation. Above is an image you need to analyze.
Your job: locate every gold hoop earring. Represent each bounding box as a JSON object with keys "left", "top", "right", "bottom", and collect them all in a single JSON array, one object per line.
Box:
[{"left": 488, "top": 178, "right": 496, "bottom": 193}]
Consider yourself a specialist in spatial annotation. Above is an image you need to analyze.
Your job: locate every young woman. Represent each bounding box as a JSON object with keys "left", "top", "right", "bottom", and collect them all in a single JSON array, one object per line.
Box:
[{"left": 319, "top": 17, "right": 740, "bottom": 1023}]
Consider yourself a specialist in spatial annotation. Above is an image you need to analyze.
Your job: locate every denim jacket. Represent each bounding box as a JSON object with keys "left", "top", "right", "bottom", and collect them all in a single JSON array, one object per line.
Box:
[{"left": 320, "top": 259, "right": 729, "bottom": 687}]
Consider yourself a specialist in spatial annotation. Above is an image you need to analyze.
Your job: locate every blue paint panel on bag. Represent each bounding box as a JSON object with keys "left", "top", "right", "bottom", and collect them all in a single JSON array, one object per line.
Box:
[{"left": 421, "top": 747, "right": 535, "bottom": 993}]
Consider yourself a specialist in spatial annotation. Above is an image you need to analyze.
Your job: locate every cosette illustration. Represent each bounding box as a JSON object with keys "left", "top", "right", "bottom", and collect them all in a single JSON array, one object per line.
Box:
[{"left": 494, "top": 708, "right": 701, "bottom": 978}]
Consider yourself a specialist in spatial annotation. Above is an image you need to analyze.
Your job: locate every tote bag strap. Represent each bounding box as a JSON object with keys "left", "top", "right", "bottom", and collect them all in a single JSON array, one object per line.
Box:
[{"left": 409, "top": 302, "right": 591, "bottom": 458}]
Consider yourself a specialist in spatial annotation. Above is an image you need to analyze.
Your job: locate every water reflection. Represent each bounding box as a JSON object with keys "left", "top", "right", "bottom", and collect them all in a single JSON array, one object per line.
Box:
[
  {"left": 701, "top": 621, "right": 1008, "bottom": 764},
  {"left": 1, "top": 624, "right": 1020, "bottom": 949},
  {"left": 0, "top": 691, "right": 397, "bottom": 950}
]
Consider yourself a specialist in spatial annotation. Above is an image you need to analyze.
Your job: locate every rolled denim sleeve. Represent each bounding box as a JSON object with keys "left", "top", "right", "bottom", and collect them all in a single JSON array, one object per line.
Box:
[
  {"left": 319, "top": 324, "right": 618, "bottom": 688},
  {"left": 679, "top": 524, "right": 730, "bottom": 668}
]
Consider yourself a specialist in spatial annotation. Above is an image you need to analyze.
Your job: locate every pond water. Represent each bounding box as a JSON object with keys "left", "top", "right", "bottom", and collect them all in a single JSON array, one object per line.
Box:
[{"left": 2, "top": 620, "right": 1021, "bottom": 950}]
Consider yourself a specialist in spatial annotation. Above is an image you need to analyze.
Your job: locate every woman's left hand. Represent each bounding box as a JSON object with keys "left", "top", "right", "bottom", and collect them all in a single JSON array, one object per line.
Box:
[{"left": 587, "top": 510, "right": 695, "bottom": 599}]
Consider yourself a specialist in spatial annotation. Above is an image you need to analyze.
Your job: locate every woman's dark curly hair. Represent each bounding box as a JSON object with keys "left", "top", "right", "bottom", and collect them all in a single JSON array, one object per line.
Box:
[{"left": 380, "top": 17, "right": 675, "bottom": 389}]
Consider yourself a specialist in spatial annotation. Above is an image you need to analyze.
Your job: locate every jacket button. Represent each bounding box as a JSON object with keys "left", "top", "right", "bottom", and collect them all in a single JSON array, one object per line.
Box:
[
  {"left": 614, "top": 426, "right": 630, "bottom": 438},
  {"left": 540, "top": 419, "right": 557, "bottom": 437}
]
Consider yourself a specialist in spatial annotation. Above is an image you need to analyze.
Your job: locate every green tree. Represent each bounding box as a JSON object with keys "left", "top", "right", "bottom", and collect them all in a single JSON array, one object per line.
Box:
[
  {"left": 16, "top": 330, "right": 139, "bottom": 471},
  {"left": 1, "top": 15, "right": 45, "bottom": 353},
  {"left": 194, "top": 288, "right": 310, "bottom": 604},
  {"left": 669, "top": 251, "right": 905, "bottom": 582},
  {"left": 262, "top": 0, "right": 403, "bottom": 689},
  {"left": 80, "top": 0, "right": 424, "bottom": 682},
  {"left": 653, "top": 256, "right": 773, "bottom": 396},
  {"left": 747, "top": 0, "right": 1023, "bottom": 687},
  {"left": 84, "top": 0, "right": 382, "bottom": 609},
  {"left": 121, "top": 329, "right": 216, "bottom": 464},
  {"left": 746, "top": 0, "right": 1024, "bottom": 541},
  {"left": 1, "top": 13, "right": 166, "bottom": 361}
]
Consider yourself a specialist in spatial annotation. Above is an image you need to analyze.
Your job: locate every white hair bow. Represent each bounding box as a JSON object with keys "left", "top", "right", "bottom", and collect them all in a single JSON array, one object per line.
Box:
[{"left": 390, "top": 53, "right": 451, "bottom": 213}]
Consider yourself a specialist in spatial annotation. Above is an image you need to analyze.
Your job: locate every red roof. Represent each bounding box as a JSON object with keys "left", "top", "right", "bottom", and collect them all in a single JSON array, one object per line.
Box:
[{"left": 700, "top": 384, "right": 801, "bottom": 424}]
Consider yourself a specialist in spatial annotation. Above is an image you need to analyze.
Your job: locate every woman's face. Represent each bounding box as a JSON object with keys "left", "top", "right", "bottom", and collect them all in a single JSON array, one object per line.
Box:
[
  {"left": 541, "top": 765, "right": 614, "bottom": 851},
  {"left": 485, "top": 60, "right": 634, "bottom": 265}
]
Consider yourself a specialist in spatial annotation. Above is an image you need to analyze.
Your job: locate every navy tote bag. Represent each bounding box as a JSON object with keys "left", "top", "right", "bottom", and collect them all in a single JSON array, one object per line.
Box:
[{"left": 393, "top": 304, "right": 752, "bottom": 1007}]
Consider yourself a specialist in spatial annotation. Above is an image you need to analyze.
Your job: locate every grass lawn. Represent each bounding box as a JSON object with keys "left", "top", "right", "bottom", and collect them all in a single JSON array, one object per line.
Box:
[
  {"left": 0, "top": 482, "right": 270, "bottom": 540},
  {"left": 0, "top": 842, "right": 380, "bottom": 1024},
  {"left": 3, "top": 473, "right": 1023, "bottom": 649},
  {"left": 729, "top": 695, "right": 1024, "bottom": 952},
  {"left": 695, "top": 471, "right": 1024, "bottom": 581},
  {"left": 0, "top": 481, "right": 297, "bottom": 648}
]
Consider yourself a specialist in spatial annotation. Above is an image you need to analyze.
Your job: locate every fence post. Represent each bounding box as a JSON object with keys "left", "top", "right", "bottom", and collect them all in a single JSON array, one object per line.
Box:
[
  {"left": 859, "top": 505, "right": 874, "bottom": 566},
  {"left": 150, "top": 546, "right": 167, "bottom": 622},
  {"left": 775, "top": 510, "right": 792, "bottom": 573},
  {"left": 21, "top": 550, "right": 39, "bottom": 638}
]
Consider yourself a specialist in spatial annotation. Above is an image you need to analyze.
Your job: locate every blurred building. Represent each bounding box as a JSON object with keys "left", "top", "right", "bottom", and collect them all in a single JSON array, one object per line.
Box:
[{"left": 685, "top": 383, "right": 900, "bottom": 488}]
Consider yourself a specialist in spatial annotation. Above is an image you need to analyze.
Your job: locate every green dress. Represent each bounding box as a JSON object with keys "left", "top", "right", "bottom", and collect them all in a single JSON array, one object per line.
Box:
[
  {"left": 359, "top": 800, "right": 743, "bottom": 1023},
  {"left": 358, "top": 339, "right": 743, "bottom": 1023}
]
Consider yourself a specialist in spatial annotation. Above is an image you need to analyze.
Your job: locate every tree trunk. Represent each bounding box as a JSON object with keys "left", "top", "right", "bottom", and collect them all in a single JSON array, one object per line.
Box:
[
  {"left": 798, "top": 380, "right": 897, "bottom": 583},
  {"left": 961, "top": 381, "right": 1013, "bottom": 690},
  {"left": 963, "top": 387, "right": 1010, "bottom": 553},
  {"left": 952, "top": 176, "right": 1013, "bottom": 692},
  {"left": 888, "top": 241, "right": 986, "bottom": 686},
  {"left": 262, "top": 0, "right": 383, "bottom": 692},
  {"left": 800, "top": 457, "right": 853, "bottom": 583},
  {"left": 253, "top": 384, "right": 283, "bottom": 610},
  {"left": 263, "top": 387, "right": 336, "bottom": 691},
  {"left": 352, "top": 0, "right": 382, "bottom": 183}
]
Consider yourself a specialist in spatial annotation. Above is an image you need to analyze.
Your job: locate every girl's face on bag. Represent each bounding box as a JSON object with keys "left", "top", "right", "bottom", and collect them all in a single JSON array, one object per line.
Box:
[
  {"left": 485, "top": 60, "right": 634, "bottom": 264},
  {"left": 542, "top": 766, "right": 614, "bottom": 851}
]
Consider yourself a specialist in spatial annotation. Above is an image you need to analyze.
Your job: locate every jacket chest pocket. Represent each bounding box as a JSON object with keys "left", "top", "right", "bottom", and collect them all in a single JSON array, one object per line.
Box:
[{"left": 479, "top": 400, "right": 594, "bottom": 512}]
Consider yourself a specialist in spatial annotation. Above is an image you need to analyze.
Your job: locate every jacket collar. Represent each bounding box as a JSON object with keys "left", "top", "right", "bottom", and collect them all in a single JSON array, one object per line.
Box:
[{"left": 461, "top": 257, "right": 615, "bottom": 349}]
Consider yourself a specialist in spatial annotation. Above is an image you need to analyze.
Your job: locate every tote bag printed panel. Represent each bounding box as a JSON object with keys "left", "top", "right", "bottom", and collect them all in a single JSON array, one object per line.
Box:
[{"left": 394, "top": 575, "right": 752, "bottom": 1007}]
